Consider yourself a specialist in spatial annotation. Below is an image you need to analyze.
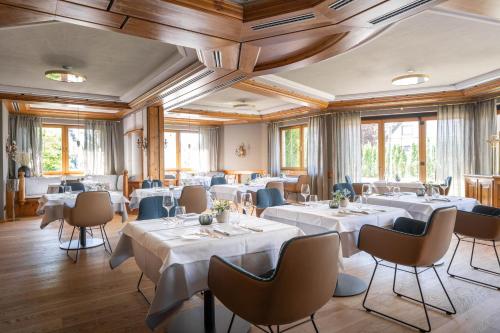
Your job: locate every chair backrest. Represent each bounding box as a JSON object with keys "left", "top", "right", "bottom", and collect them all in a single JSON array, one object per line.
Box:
[
  {"left": 178, "top": 185, "right": 207, "bottom": 214},
  {"left": 137, "top": 196, "right": 175, "bottom": 220},
  {"left": 345, "top": 175, "right": 353, "bottom": 184},
  {"left": 265, "top": 181, "right": 284, "bottom": 198},
  {"left": 67, "top": 192, "right": 114, "bottom": 227},
  {"left": 417, "top": 207, "right": 457, "bottom": 266},
  {"left": 295, "top": 175, "right": 310, "bottom": 192},
  {"left": 333, "top": 183, "right": 355, "bottom": 200},
  {"left": 59, "top": 182, "right": 85, "bottom": 193},
  {"left": 210, "top": 176, "right": 227, "bottom": 186},
  {"left": 250, "top": 173, "right": 260, "bottom": 180},
  {"left": 256, "top": 188, "right": 285, "bottom": 209},
  {"left": 142, "top": 179, "right": 162, "bottom": 189}
]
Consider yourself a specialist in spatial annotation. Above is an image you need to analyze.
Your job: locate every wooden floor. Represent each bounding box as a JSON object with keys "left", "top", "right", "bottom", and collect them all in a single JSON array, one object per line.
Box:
[{"left": 0, "top": 216, "right": 499, "bottom": 333}]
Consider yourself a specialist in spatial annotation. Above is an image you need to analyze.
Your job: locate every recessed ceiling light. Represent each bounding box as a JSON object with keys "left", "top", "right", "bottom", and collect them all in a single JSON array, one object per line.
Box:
[
  {"left": 392, "top": 71, "right": 429, "bottom": 86},
  {"left": 45, "top": 66, "right": 86, "bottom": 83}
]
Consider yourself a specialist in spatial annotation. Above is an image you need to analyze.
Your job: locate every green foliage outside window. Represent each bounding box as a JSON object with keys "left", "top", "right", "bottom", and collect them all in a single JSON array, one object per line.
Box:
[{"left": 42, "top": 128, "right": 62, "bottom": 172}]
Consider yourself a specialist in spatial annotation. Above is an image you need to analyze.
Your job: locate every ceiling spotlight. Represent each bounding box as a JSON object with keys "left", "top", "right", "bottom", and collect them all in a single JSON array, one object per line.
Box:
[
  {"left": 45, "top": 65, "right": 86, "bottom": 83},
  {"left": 392, "top": 70, "right": 429, "bottom": 86}
]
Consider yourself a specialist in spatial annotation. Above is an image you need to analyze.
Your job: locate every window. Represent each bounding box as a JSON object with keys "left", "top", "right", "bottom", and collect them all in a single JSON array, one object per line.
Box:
[
  {"left": 361, "top": 123, "right": 379, "bottom": 181},
  {"left": 280, "top": 125, "right": 308, "bottom": 170},
  {"left": 164, "top": 130, "right": 200, "bottom": 171},
  {"left": 42, "top": 125, "right": 84, "bottom": 174},
  {"left": 361, "top": 116, "right": 437, "bottom": 183},
  {"left": 384, "top": 121, "right": 419, "bottom": 181}
]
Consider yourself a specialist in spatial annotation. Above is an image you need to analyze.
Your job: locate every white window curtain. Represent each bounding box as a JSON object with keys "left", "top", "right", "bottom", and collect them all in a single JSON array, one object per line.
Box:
[
  {"left": 307, "top": 116, "right": 329, "bottom": 199},
  {"left": 436, "top": 103, "right": 474, "bottom": 196},
  {"left": 199, "top": 127, "right": 220, "bottom": 172},
  {"left": 267, "top": 122, "right": 281, "bottom": 177},
  {"left": 84, "top": 120, "right": 122, "bottom": 175},
  {"left": 8, "top": 114, "right": 43, "bottom": 177},
  {"left": 473, "top": 99, "right": 497, "bottom": 175},
  {"left": 330, "top": 111, "right": 362, "bottom": 184}
]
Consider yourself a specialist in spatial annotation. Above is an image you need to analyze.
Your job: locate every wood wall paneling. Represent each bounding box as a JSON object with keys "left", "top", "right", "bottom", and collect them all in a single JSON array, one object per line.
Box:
[
  {"left": 146, "top": 106, "right": 165, "bottom": 180},
  {"left": 56, "top": 1, "right": 126, "bottom": 28},
  {"left": 64, "top": 0, "right": 111, "bottom": 11},
  {"left": 0, "top": 3, "right": 53, "bottom": 27}
]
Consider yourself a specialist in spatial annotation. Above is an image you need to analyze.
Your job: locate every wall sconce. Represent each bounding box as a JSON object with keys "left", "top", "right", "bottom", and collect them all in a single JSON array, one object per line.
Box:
[
  {"left": 235, "top": 143, "right": 248, "bottom": 158},
  {"left": 6, "top": 138, "right": 17, "bottom": 160},
  {"left": 137, "top": 137, "right": 148, "bottom": 150}
]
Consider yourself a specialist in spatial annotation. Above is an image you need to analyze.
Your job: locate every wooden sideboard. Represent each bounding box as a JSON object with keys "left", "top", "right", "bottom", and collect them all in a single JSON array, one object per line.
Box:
[{"left": 464, "top": 175, "right": 500, "bottom": 207}]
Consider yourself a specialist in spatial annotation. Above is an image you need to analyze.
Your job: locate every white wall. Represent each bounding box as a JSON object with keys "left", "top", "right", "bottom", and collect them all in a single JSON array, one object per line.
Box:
[{"left": 221, "top": 123, "right": 268, "bottom": 171}]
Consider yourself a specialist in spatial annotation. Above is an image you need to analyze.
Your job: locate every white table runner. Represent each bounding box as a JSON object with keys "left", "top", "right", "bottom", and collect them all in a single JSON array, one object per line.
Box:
[
  {"left": 365, "top": 194, "right": 478, "bottom": 221},
  {"left": 37, "top": 191, "right": 129, "bottom": 228}
]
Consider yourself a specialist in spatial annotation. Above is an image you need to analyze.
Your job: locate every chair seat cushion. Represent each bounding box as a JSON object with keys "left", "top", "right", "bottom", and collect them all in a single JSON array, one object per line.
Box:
[
  {"left": 471, "top": 205, "right": 500, "bottom": 216},
  {"left": 393, "top": 217, "right": 426, "bottom": 235}
]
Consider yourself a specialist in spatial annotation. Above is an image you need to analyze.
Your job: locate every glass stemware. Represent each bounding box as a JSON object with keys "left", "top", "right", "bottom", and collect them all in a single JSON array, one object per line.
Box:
[
  {"left": 240, "top": 193, "right": 253, "bottom": 215},
  {"left": 439, "top": 183, "right": 448, "bottom": 196},
  {"left": 174, "top": 206, "right": 186, "bottom": 223},
  {"left": 361, "top": 184, "right": 372, "bottom": 204},
  {"left": 353, "top": 195, "right": 363, "bottom": 210},
  {"left": 309, "top": 194, "right": 318, "bottom": 207},
  {"left": 162, "top": 193, "right": 175, "bottom": 219},
  {"left": 301, "top": 184, "right": 310, "bottom": 204},
  {"left": 64, "top": 186, "right": 72, "bottom": 197},
  {"left": 393, "top": 186, "right": 401, "bottom": 199}
]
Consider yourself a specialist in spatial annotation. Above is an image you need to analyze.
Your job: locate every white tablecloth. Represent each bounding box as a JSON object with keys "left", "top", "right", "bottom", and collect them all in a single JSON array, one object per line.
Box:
[
  {"left": 180, "top": 176, "right": 211, "bottom": 187},
  {"left": 109, "top": 215, "right": 304, "bottom": 329},
  {"left": 37, "top": 191, "right": 129, "bottom": 228},
  {"left": 261, "top": 202, "right": 411, "bottom": 257},
  {"left": 365, "top": 194, "right": 478, "bottom": 221},
  {"left": 371, "top": 181, "right": 425, "bottom": 194},
  {"left": 129, "top": 187, "right": 213, "bottom": 210},
  {"left": 210, "top": 184, "right": 266, "bottom": 201}
]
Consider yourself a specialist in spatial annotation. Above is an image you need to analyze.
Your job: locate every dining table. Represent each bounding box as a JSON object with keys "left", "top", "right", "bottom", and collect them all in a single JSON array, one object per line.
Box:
[
  {"left": 365, "top": 193, "right": 478, "bottom": 221},
  {"left": 261, "top": 201, "right": 411, "bottom": 297},
  {"left": 37, "top": 191, "right": 129, "bottom": 250},
  {"left": 209, "top": 177, "right": 289, "bottom": 202},
  {"left": 371, "top": 180, "right": 425, "bottom": 194},
  {"left": 128, "top": 187, "right": 213, "bottom": 210},
  {"left": 109, "top": 214, "right": 304, "bottom": 332}
]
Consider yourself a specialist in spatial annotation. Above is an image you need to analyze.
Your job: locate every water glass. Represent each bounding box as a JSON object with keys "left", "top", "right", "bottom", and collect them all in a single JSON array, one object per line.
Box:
[
  {"left": 174, "top": 206, "right": 186, "bottom": 223},
  {"left": 393, "top": 186, "right": 401, "bottom": 199},
  {"left": 309, "top": 194, "right": 318, "bottom": 207},
  {"left": 64, "top": 186, "right": 72, "bottom": 196},
  {"left": 353, "top": 195, "right": 363, "bottom": 209},
  {"left": 240, "top": 193, "right": 253, "bottom": 215},
  {"left": 230, "top": 205, "right": 240, "bottom": 225}
]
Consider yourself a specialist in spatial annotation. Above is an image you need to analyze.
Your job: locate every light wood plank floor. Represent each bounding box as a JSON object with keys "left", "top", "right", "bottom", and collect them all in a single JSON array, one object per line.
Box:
[{"left": 0, "top": 216, "right": 499, "bottom": 333}]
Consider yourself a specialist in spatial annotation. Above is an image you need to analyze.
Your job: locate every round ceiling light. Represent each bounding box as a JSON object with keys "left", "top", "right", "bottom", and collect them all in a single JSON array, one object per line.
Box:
[
  {"left": 392, "top": 72, "right": 429, "bottom": 86},
  {"left": 45, "top": 66, "right": 86, "bottom": 83}
]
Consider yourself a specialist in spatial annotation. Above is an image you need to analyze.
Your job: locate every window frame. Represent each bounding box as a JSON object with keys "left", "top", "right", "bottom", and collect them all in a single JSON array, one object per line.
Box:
[
  {"left": 279, "top": 124, "right": 308, "bottom": 172},
  {"left": 361, "top": 114, "right": 437, "bottom": 183},
  {"left": 164, "top": 129, "right": 200, "bottom": 172},
  {"left": 42, "top": 124, "right": 84, "bottom": 175}
]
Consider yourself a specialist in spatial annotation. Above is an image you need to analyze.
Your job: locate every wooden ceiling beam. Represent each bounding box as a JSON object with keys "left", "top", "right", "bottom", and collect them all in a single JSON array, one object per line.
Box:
[
  {"left": 7, "top": 101, "right": 120, "bottom": 120},
  {"left": 233, "top": 80, "right": 329, "bottom": 109}
]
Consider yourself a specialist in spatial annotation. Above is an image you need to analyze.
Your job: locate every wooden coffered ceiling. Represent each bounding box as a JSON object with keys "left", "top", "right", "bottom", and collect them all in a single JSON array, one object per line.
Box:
[{"left": 0, "top": 0, "right": 449, "bottom": 119}]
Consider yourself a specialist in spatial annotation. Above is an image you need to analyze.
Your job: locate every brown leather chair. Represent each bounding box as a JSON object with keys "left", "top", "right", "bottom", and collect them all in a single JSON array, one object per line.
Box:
[
  {"left": 63, "top": 191, "right": 114, "bottom": 263},
  {"left": 208, "top": 231, "right": 340, "bottom": 333},
  {"left": 178, "top": 185, "right": 207, "bottom": 214},
  {"left": 447, "top": 206, "right": 500, "bottom": 290},
  {"left": 284, "top": 175, "right": 310, "bottom": 201},
  {"left": 265, "top": 181, "right": 284, "bottom": 198},
  {"left": 358, "top": 207, "right": 457, "bottom": 332}
]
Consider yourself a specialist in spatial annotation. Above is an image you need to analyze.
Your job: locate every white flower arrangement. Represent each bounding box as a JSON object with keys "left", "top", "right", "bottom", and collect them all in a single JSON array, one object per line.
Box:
[{"left": 212, "top": 199, "right": 231, "bottom": 214}]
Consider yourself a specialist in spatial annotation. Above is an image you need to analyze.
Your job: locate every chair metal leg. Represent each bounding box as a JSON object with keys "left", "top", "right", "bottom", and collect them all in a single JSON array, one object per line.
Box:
[
  {"left": 311, "top": 314, "right": 319, "bottom": 333},
  {"left": 447, "top": 236, "right": 500, "bottom": 290},
  {"left": 363, "top": 256, "right": 439, "bottom": 332},
  {"left": 136, "top": 272, "right": 151, "bottom": 305},
  {"left": 227, "top": 313, "right": 235, "bottom": 333},
  {"left": 66, "top": 226, "right": 80, "bottom": 263},
  {"left": 58, "top": 219, "right": 64, "bottom": 242},
  {"left": 102, "top": 224, "right": 113, "bottom": 253}
]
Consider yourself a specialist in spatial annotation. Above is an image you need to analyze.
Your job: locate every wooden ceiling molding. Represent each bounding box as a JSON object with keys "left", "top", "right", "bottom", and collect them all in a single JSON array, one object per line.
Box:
[
  {"left": 0, "top": 0, "right": 452, "bottom": 117},
  {"left": 5, "top": 101, "right": 120, "bottom": 120},
  {"left": 233, "top": 80, "right": 329, "bottom": 109}
]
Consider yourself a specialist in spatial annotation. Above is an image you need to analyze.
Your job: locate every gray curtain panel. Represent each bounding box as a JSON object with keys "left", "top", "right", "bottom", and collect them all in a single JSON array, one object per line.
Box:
[
  {"left": 437, "top": 103, "right": 475, "bottom": 196},
  {"left": 307, "top": 116, "right": 329, "bottom": 199},
  {"left": 330, "top": 111, "right": 362, "bottom": 184},
  {"left": 84, "top": 120, "right": 122, "bottom": 175},
  {"left": 199, "top": 127, "right": 220, "bottom": 172},
  {"left": 472, "top": 99, "right": 497, "bottom": 175},
  {"left": 8, "top": 114, "right": 43, "bottom": 178},
  {"left": 267, "top": 122, "right": 281, "bottom": 177}
]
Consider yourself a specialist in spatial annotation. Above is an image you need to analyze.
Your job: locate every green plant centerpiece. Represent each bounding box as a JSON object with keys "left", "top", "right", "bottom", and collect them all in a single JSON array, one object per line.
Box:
[
  {"left": 330, "top": 188, "right": 351, "bottom": 208},
  {"left": 212, "top": 199, "right": 231, "bottom": 223}
]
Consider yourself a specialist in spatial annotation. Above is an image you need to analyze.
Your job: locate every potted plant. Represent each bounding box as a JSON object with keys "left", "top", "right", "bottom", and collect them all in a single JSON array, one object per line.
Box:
[
  {"left": 212, "top": 200, "right": 231, "bottom": 223},
  {"left": 330, "top": 189, "right": 351, "bottom": 208}
]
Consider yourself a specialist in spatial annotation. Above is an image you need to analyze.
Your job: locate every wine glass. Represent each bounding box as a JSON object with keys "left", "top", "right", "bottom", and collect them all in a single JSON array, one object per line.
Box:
[
  {"left": 353, "top": 195, "right": 363, "bottom": 210},
  {"left": 439, "top": 182, "right": 448, "bottom": 197},
  {"left": 301, "top": 184, "right": 310, "bottom": 204},
  {"left": 240, "top": 193, "right": 253, "bottom": 215},
  {"left": 174, "top": 206, "right": 186, "bottom": 223},
  {"left": 309, "top": 194, "right": 318, "bottom": 207},
  {"left": 162, "top": 193, "right": 175, "bottom": 219},
  {"left": 393, "top": 186, "right": 401, "bottom": 199},
  {"left": 361, "top": 184, "right": 372, "bottom": 203}
]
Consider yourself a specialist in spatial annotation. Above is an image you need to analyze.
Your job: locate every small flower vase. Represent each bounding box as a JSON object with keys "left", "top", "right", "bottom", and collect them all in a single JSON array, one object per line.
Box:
[
  {"left": 199, "top": 214, "right": 213, "bottom": 226},
  {"left": 329, "top": 200, "right": 339, "bottom": 209},
  {"left": 339, "top": 198, "right": 349, "bottom": 208},
  {"left": 216, "top": 210, "right": 230, "bottom": 223}
]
